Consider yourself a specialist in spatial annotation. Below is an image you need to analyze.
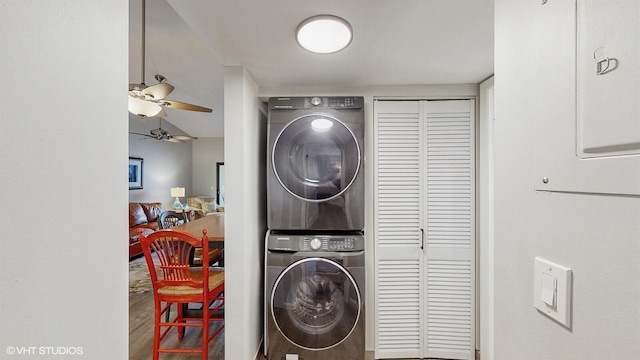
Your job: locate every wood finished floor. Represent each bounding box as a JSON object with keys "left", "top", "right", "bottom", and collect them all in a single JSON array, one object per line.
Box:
[
  {"left": 131, "top": 293, "right": 394, "bottom": 360},
  {"left": 129, "top": 293, "right": 225, "bottom": 360}
]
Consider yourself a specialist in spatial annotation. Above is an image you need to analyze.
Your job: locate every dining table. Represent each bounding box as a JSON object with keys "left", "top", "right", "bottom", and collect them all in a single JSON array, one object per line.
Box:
[
  {"left": 171, "top": 212, "right": 226, "bottom": 318},
  {"left": 173, "top": 212, "right": 225, "bottom": 265}
]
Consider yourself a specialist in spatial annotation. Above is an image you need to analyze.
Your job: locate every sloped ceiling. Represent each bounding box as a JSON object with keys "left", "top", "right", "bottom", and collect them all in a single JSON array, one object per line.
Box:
[{"left": 130, "top": 0, "right": 494, "bottom": 138}]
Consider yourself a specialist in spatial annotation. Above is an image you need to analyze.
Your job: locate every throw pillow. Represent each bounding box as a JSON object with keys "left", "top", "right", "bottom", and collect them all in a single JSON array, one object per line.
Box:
[
  {"left": 202, "top": 200, "right": 217, "bottom": 215},
  {"left": 187, "top": 197, "right": 203, "bottom": 210}
]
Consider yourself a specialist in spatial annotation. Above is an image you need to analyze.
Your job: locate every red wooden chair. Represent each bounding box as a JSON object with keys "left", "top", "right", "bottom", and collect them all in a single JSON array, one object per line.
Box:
[{"left": 140, "top": 228, "right": 224, "bottom": 360}]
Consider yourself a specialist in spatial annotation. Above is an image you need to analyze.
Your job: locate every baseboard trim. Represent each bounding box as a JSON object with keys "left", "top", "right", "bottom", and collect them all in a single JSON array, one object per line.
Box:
[{"left": 257, "top": 343, "right": 372, "bottom": 360}]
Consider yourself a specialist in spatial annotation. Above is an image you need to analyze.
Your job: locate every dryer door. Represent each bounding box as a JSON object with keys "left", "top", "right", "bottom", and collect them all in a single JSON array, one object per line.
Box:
[
  {"left": 270, "top": 257, "right": 361, "bottom": 351},
  {"left": 272, "top": 114, "right": 361, "bottom": 202}
]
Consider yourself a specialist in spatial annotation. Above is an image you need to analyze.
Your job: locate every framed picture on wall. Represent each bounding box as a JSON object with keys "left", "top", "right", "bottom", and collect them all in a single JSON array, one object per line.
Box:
[{"left": 129, "top": 157, "right": 143, "bottom": 190}]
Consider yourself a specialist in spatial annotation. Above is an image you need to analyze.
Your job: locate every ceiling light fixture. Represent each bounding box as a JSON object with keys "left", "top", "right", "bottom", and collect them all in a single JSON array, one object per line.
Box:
[{"left": 296, "top": 15, "right": 353, "bottom": 54}]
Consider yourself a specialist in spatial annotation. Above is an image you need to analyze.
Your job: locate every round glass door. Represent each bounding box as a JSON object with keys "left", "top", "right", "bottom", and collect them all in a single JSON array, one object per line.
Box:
[
  {"left": 270, "top": 258, "right": 361, "bottom": 350},
  {"left": 272, "top": 114, "right": 361, "bottom": 202}
]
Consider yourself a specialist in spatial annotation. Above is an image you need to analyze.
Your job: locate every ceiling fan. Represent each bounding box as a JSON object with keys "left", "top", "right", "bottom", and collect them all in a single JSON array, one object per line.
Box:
[
  {"left": 130, "top": 118, "right": 198, "bottom": 143},
  {"left": 128, "top": 0, "right": 212, "bottom": 118}
]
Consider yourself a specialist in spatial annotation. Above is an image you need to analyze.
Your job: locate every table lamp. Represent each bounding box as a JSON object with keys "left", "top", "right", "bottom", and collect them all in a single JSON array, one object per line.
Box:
[{"left": 171, "top": 187, "right": 185, "bottom": 210}]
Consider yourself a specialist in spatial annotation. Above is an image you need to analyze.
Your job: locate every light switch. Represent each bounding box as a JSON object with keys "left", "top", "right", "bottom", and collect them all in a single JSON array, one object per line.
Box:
[
  {"left": 534, "top": 257, "right": 572, "bottom": 328},
  {"left": 541, "top": 273, "right": 557, "bottom": 307}
]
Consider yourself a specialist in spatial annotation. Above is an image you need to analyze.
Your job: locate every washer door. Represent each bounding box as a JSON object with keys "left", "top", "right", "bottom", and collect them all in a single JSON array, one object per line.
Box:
[
  {"left": 270, "top": 257, "right": 361, "bottom": 350},
  {"left": 272, "top": 114, "right": 361, "bottom": 202}
]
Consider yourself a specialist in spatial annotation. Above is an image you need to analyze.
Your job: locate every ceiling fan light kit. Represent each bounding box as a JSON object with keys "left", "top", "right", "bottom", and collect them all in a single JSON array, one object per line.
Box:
[
  {"left": 129, "top": 96, "right": 164, "bottom": 117},
  {"left": 128, "top": 0, "right": 212, "bottom": 118}
]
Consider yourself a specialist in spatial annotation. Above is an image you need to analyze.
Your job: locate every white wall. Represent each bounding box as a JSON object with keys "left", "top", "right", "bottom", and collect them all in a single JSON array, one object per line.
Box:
[
  {"left": 0, "top": 2, "right": 128, "bottom": 359},
  {"left": 260, "top": 84, "right": 480, "bottom": 351},
  {"left": 494, "top": 1, "right": 640, "bottom": 359},
  {"left": 192, "top": 137, "right": 224, "bottom": 197},
  {"left": 478, "top": 76, "right": 495, "bottom": 359},
  {"left": 225, "top": 66, "right": 267, "bottom": 360},
  {"left": 129, "top": 116, "right": 194, "bottom": 207}
]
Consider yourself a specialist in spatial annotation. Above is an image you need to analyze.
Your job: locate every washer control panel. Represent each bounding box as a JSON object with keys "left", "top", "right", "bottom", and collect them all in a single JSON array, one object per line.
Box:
[
  {"left": 267, "top": 232, "right": 364, "bottom": 252},
  {"left": 302, "top": 236, "right": 359, "bottom": 251}
]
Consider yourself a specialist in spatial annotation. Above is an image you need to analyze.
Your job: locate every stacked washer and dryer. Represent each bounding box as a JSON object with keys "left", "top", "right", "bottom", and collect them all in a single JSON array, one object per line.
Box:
[{"left": 265, "top": 96, "right": 365, "bottom": 360}]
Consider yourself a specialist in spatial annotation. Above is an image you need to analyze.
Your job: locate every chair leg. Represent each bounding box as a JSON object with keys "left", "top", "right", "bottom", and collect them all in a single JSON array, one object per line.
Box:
[
  {"left": 202, "top": 301, "right": 209, "bottom": 360},
  {"left": 153, "top": 299, "right": 162, "bottom": 360},
  {"left": 165, "top": 302, "right": 171, "bottom": 322},
  {"left": 177, "top": 302, "right": 185, "bottom": 341}
]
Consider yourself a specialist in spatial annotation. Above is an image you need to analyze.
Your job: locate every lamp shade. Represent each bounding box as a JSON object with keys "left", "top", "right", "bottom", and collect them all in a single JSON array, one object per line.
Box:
[{"left": 170, "top": 187, "right": 185, "bottom": 198}]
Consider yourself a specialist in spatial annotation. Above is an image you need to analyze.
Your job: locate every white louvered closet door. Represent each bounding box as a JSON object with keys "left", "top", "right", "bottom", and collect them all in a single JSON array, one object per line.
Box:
[
  {"left": 423, "top": 100, "right": 475, "bottom": 360},
  {"left": 375, "top": 100, "right": 424, "bottom": 359},
  {"left": 374, "top": 99, "right": 475, "bottom": 360}
]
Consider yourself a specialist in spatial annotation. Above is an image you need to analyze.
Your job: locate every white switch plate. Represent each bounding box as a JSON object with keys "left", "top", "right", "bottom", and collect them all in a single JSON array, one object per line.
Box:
[{"left": 534, "top": 257, "right": 572, "bottom": 328}]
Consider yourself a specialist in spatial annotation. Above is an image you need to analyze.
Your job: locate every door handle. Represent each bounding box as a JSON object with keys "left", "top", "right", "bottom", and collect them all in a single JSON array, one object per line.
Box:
[{"left": 420, "top": 228, "right": 424, "bottom": 250}]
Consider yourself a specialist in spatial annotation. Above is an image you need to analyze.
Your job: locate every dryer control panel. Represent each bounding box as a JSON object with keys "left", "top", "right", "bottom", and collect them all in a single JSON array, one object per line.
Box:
[
  {"left": 267, "top": 232, "right": 364, "bottom": 252},
  {"left": 268, "top": 96, "right": 364, "bottom": 110}
]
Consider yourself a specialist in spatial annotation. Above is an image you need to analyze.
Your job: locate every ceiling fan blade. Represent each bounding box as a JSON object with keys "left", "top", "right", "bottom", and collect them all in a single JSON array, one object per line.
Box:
[
  {"left": 172, "top": 135, "right": 198, "bottom": 141},
  {"left": 166, "top": 137, "right": 185, "bottom": 143},
  {"left": 129, "top": 132, "right": 156, "bottom": 140},
  {"left": 129, "top": 132, "right": 152, "bottom": 137},
  {"left": 161, "top": 100, "right": 212, "bottom": 113},
  {"left": 129, "top": 96, "right": 163, "bottom": 117},
  {"left": 141, "top": 83, "right": 174, "bottom": 100}
]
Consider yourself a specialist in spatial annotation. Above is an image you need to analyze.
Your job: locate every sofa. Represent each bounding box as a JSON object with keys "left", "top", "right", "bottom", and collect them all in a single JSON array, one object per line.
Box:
[
  {"left": 129, "top": 202, "right": 165, "bottom": 259},
  {"left": 186, "top": 196, "right": 223, "bottom": 219}
]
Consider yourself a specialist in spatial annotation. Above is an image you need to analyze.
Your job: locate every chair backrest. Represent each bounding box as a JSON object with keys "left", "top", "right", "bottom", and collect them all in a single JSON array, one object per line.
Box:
[
  {"left": 139, "top": 229, "right": 210, "bottom": 296},
  {"left": 158, "top": 211, "right": 183, "bottom": 230}
]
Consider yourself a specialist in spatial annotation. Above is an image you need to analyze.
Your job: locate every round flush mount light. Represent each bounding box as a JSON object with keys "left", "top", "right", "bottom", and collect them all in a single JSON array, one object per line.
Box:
[{"left": 296, "top": 15, "right": 353, "bottom": 54}]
